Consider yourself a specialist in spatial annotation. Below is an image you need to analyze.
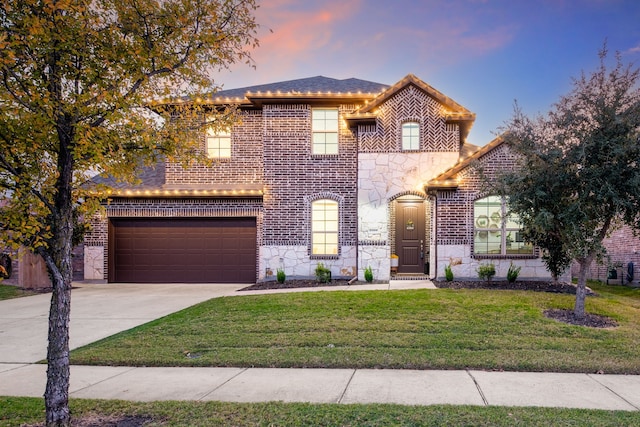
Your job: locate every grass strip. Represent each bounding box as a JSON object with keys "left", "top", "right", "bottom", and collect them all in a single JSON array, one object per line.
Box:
[
  {"left": 0, "top": 285, "right": 38, "bottom": 301},
  {"left": 70, "top": 282, "right": 640, "bottom": 374},
  {"left": 2, "top": 397, "right": 639, "bottom": 427}
]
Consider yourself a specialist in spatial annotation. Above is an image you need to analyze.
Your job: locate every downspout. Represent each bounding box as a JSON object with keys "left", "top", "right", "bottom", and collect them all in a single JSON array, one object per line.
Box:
[
  {"left": 355, "top": 127, "right": 360, "bottom": 282},
  {"left": 425, "top": 187, "right": 438, "bottom": 280},
  {"left": 432, "top": 193, "right": 438, "bottom": 280}
]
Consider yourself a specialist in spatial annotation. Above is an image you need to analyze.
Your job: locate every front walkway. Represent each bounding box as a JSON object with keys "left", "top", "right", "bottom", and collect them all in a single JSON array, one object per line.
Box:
[{"left": 0, "top": 364, "right": 639, "bottom": 411}]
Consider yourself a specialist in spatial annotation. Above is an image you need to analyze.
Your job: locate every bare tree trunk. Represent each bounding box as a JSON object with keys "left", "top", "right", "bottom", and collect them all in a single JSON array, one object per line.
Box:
[
  {"left": 43, "top": 255, "right": 71, "bottom": 427},
  {"left": 43, "top": 118, "right": 75, "bottom": 426},
  {"left": 574, "top": 256, "right": 593, "bottom": 320}
]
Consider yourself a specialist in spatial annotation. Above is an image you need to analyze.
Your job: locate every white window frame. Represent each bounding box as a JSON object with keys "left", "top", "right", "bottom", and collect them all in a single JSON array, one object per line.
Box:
[
  {"left": 311, "top": 199, "right": 339, "bottom": 256},
  {"left": 473, "top": 196, "right": 533, "bottom": 256},
  {"left": 312, "top": 108, "right": 339, "bottom": 155},
  {"left": 402, "top": 121, "right": 420, "bottom": 150},
  {"left": 206, "top": 119, "right": 231, "bottom": 159}
]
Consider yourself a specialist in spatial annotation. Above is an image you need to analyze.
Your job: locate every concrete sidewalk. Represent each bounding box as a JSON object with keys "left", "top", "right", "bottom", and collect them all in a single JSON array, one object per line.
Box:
[
  {"left": 1, "top": 279, "right": 639, "bottom": 411},
  {"left": 1, "top": 364, "right": 639, "bottom": 411}
]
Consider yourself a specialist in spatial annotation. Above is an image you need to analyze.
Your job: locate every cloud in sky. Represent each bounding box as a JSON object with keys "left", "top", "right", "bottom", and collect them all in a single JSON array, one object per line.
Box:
[
  {"left": 217, "top": 0, "right": 640, "bottom": 146},
  {"left": 231, "top": 0, "right": 517, "bottom": 86},
  {"left": 249, "top": 0, "right": 364, "bottom": 78}
]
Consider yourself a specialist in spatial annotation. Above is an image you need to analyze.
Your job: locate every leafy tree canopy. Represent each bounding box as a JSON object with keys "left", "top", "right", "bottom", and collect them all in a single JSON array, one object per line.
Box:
[
  {"left": 0, "top": 0, "right": 259, "bottom": 425},
  {"left": 497, "top": 46, "right": 640, "bottom": 318}
]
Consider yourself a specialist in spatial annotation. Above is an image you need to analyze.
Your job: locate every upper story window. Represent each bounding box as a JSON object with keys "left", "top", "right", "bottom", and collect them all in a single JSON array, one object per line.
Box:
[
  {"left": 474, "top": 196, "right": 533, "bottom": 256},
  {"left": 402, "top": 122, "right": 419, "bottom": 150},
  {"left": 206, "top": 119, "right": 231, "bottom": 159},
  {"left": 311, "top": 199, "right": 339, "bottom": 255},
  {"left": 312, "top": 108, "right": 339, "bottom": 155}
]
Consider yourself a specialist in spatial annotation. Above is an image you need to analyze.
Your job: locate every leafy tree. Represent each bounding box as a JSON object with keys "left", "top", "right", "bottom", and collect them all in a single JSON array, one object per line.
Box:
[
  {"left": 497, "top": 46, "right": 640, "bottom": 319},
  {"left": 0, "top": 0, "right": 258, "bottom": 425}
]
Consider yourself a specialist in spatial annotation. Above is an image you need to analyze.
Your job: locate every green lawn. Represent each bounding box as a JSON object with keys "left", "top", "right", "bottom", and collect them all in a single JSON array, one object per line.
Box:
[
  {"left": 0, "top": 284, "right": 37, "bottom": 301},
  {"left": 2, "top": 397, "right": 639, "bottom": 427},
  {"left": 70, "top": 282, "right": 640, "bottom": 374}
]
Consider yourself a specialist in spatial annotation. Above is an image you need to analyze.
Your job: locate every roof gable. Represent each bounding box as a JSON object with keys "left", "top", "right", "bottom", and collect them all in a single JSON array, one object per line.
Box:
[
  {"left": 426, "top": 135, "right": 505, "bottom": 191},
  {"left": 354, "top": 74, "right": 474, "bottom": 116}
]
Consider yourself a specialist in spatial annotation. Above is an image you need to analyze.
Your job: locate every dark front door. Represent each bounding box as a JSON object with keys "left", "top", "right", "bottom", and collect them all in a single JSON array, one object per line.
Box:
[{"left": 395, "top": 200, "right": 425, "bottom": 274}]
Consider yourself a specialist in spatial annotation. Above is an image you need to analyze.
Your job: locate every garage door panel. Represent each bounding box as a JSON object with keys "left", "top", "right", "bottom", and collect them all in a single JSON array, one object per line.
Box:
[{"left": 110, "top": 218, "right": 256, "bottom": 283}]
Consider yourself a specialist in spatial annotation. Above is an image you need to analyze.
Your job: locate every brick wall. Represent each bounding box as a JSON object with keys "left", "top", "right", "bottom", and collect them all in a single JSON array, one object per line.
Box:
[
  {"left": 165, "top": 109, "right": 263, "bottom": 186},
  {"left": 571, "top": 224, "right": 640, "bottom": 284},
  {"left": 436, "top": 143, "right": 516, "bottom": 246},
  {"left": 433, "top": 142, "right": 549, "bottom": 279},
  {"left": 262, "top": 103, "right": 358, "bottom": 253}
]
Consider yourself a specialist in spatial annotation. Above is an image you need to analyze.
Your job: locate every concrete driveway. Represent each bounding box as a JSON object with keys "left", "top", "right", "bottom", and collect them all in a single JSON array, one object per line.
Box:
[{"left": 0, "top": 282, "right": 245, "bottom": 363}]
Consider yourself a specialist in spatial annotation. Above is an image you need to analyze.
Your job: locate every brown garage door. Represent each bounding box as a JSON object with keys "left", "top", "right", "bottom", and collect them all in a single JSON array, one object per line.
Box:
[{"left": 109, "top": 218, "right": 256, "bottom": 283}]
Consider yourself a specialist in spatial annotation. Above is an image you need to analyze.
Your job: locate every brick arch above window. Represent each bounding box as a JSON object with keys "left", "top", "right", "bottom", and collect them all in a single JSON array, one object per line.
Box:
[
  {"left": 388, "top": 190, "right": 427, "bottom": 203},
  {"left": 304, "top": 192, "right": 345, "bottom": 205},
  {"left": 304, "top": 192, "right": 344, "bottom": 259}
]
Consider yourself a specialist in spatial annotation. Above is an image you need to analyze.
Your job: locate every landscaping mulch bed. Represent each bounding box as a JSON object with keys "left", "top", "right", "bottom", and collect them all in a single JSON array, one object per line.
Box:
[
  {"left": 239, "top": 279, "right": 354, "bottom": 291},
  {"left": 544, "top": 308, "right": 618, "bottom": 328},
  {"left": 433, "top": 280, "right": 596, "bottom": 295}
]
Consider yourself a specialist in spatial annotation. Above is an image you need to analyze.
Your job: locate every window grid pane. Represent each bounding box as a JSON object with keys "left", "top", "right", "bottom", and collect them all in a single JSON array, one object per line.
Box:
[
  {"left": 207, "top": 135, "right": 231, "bottom": 158},
  {"left": 402, "top": 122, "right": 420, "bottom": 150},
  {"left": 312, "top": 109, "right": 339, "bottom": 155},
  {"left": 474, "top": 196, "right": 531, "bottom": 256},
  {"left": 312, "top": 199, "right": 339, "bottom": 255}
]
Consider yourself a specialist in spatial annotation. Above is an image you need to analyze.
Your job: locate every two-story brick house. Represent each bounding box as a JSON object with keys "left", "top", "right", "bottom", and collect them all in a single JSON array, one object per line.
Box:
[{"left": 84, "top": 74, "right": 552, "bottom": 283}]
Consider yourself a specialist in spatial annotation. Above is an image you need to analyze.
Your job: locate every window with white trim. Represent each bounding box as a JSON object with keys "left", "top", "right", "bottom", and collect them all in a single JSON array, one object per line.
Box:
[
  {"left": 206, "top": 120, "right": 231, "bottom": 158},
  {"left": 311, "top": 199, "right": 338, "bottom": 255},
  {"left": 312, "top": 108, "right": 339, "bottom": 155},
  {"left": 402, "top": 122, "right": 419, "bottom": 150},
  {"left": 474, "top": 196, "right": 533, "bottom": 255}
]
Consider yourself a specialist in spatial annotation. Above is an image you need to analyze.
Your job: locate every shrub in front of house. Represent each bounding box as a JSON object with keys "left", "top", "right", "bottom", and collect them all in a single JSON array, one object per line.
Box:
[
  {"left": 477, "top": 263, "right": 496, "bottom": 284},
  {"left": 364, "top": 266, "right": 373, "bottom": 282},
  {"left": 315, "top": 263, "right": 331, "bottom": 283}
]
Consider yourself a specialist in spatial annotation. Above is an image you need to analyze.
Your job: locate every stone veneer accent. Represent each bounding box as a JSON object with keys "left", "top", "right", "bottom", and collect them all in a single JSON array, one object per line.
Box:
[{"left": 358, "top": 152, "right": 458, "bottom": 280}]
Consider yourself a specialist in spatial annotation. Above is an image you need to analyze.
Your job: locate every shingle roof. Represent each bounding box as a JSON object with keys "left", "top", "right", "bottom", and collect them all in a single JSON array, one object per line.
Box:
[
  {"left": 90, "top": 161, "right": 166, "bottom": 190},
  {"left": 213, "top": 76, "right": 389, "bottom": 98}
]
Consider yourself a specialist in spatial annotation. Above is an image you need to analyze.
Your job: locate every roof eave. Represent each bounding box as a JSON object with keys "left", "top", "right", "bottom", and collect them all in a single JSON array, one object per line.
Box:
[
  {"left": 426, "top": 135, "right": 506, "bottom": 188},
  {"left": 425, "top": 180, "right": 459, "bottom": 192}
]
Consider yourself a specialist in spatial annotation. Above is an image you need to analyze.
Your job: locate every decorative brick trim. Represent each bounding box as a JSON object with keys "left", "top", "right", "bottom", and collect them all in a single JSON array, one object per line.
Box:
[
  {"left": 310, "top": 255, "right": 339, "bottom": 260},
  {"left": 105, "top": 198, "right": 262, "bottom": 219},
  {"left": 359, "top": 240, "right": 388, "bottom": 246},
  {"left": 304, "top": 192, "right": 345, "bottom": 256},
  {"left": 388, "top": 190, "right": 427, "bottom": 203},
  {"left": 473, "top": 254, "right": 538, "bottom": 260},
  {"left": 359, "top": 85, "right": 459, "bottom": 153},
  {"left": 262, "top": 239, "right": 306, "bottom": 246}
]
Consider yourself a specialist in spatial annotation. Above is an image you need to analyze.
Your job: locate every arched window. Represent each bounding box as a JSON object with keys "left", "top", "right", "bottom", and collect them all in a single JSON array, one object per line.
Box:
[
  {"left": 311, "top": 199, "right": 339, "bottom": 255},
  {"left": 402, "top": 122, "right": 419, "bottom": 150},
  {"left": 474, "top": 196, "right": 533, "bottom": 255}
]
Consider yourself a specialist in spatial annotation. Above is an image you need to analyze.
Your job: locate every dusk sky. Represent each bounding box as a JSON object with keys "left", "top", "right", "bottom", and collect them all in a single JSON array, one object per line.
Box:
[{"left": 217, "top": 0, "right": 640, "bottom": 146}]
